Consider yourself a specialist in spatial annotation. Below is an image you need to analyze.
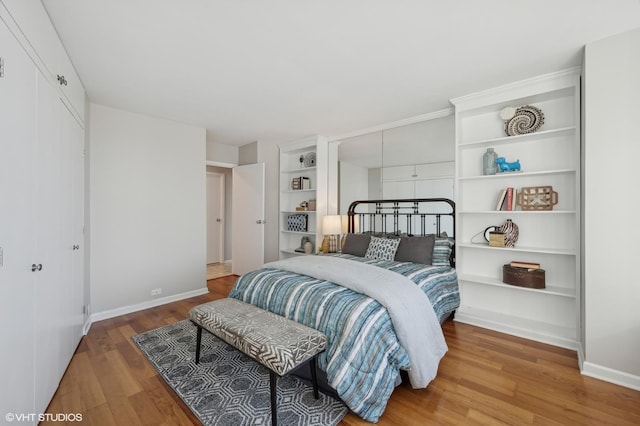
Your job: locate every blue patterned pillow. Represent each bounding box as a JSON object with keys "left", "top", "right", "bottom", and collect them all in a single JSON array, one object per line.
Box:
[
  {"left": 365, "top": 236, "right": 401, "bottom": 261},
  {"left": 432, "top": 237, "right": 454, "bottom": 266}
]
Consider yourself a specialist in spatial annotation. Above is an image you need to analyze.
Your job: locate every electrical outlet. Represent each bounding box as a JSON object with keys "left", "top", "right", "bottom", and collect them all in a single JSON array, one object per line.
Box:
[{"left": 151, "top": 288, "right": 162, "bottom": 296}]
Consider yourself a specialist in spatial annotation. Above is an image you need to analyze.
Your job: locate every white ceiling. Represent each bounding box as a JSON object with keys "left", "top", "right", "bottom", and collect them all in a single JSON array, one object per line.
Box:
[{"left": 42, "top": 0, "right": 640, "bottom": 146}]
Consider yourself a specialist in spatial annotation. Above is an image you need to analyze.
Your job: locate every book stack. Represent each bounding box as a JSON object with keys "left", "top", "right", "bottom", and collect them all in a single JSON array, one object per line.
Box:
[
  {"left": 291, "top": 176, "right": 310, "bottom": 190},
  {"left": 509, "top": 260, "right": 540, "bottom": 271},
  {"left": 495, "top": 187, "right": 518, "bottom": 211},
  {"left": 291, "top": 177, "right": 301, "bottom": 190}
]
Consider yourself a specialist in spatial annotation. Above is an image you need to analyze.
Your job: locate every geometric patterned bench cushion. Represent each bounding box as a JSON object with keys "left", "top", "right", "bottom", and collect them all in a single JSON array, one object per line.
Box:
[{"left": 189, "top": 298, "right": 327, "bottom": 376}]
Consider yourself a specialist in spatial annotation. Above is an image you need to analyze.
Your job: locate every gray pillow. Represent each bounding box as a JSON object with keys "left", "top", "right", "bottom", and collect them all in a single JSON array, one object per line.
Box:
[
  {"left": 341, "top": 233, "right": 371, "bottom": 257},
  {"left": 394, "top": 235, "right": 436, "bottom": 265}
]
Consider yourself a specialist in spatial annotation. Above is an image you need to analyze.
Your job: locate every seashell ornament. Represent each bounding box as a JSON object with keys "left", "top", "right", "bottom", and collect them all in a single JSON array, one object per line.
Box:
[{"left": 503, "top": 105, "right": 544, "bottom": 136}]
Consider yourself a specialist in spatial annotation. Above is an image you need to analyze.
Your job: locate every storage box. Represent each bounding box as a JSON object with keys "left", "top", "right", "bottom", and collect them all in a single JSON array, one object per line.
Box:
[
  {"left": 502, "top": 265, "right": 545, "bottom": 289},
  {"left": 287, "top": 214, "right": 308, "bottom": 232},
  {"left": 488, "top": 231, "right": 505, "bottom": 247}
]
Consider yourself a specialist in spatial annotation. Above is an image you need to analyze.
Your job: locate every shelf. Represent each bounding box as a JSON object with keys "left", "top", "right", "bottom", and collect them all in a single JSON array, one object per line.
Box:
[
  {"left": 458, "top": 274, "right": 576, "bottom": 298},
  {"left": 281, "top": 210, "right": 316, "bottom": 214},
  {"left": 453, "top": 69, "right": 581, "bottom": 350},
  {"left": 282, "top": 166, "right": 316, "bottom": 174},
  {"left": 458, "top": 168, "right": 576, "bottom": 181},
  {"left": 457, "top": 242, "right": 577, "bottom": 256},
  {"left": 280, "top": 249, "right": 313, "bottom": 256},
  {"left": 458, "top": 210, "right": 576, "bottom": 215},
  {"left": 282, "top": 189, "right": 315, "bottom": 194},
  {"left": 459, "top": 127, "right": 576, "bottom": 148},
  {"left": 280, "top": 230, "right": 314, "bottom": 235}
]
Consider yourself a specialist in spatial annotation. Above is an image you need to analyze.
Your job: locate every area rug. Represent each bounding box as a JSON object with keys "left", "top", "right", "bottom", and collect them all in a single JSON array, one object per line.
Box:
[{"left": 132, "top": 319, "right": 348, "bottom": 426}]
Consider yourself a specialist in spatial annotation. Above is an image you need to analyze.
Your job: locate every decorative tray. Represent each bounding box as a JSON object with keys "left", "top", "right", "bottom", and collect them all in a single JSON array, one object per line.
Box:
[{"left": 516, "top": 186, "right": 558, "bottom": 210}]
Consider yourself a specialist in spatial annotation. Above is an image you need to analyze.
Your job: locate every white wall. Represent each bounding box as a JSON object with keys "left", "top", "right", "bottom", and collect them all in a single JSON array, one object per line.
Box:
[
  {"left": 583, "top": 27, "right": 640, "bottom": 388},
  {"left": 206, "top": 140, "right": 238, "bottom": 165},
  {"left": 90, "top": 104, "right": 207, "bottom": 314},
  {"left": 239, "top": 141, "right": 258, "bottom": 165}
]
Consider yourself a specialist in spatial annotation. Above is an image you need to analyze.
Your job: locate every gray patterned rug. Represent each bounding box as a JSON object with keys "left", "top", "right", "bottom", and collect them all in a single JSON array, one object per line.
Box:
[{"left": 132, "top": 319, "right": 348, "bottom": 426}]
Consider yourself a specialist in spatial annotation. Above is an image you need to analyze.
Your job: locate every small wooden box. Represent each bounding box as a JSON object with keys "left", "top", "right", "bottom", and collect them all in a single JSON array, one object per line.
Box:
[
  {"left": 488, "top": 231, "right": 505, "bottom": 247},
  {"left": 502, "top": 265, "right": 545, "bottom": 289}
]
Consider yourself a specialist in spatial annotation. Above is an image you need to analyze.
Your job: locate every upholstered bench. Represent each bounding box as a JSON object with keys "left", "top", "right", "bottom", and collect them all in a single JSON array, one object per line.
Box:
[{"left": 188, "top": 298, "right": 327, "bottom": 426}]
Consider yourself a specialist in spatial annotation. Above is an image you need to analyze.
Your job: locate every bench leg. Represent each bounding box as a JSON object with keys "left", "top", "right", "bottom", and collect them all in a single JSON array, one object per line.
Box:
[
  {"left": 195, "top": 325, "right": 202, "bottom": 364},
  {"left": 310, "top": 356, "right": 319, "bottom": 399},
  {"left": 270, "top": 371, "right": 278, "bottom": 426}
]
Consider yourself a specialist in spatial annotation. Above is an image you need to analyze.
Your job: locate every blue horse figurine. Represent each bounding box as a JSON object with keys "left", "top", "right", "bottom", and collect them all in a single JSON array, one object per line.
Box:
[{"left": 495, "top": 157, "right": 521, "bottom": 172}]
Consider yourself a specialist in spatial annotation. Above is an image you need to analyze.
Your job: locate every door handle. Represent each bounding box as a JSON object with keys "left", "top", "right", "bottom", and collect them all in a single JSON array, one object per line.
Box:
[
  {"left": 73, "top": 245, "right": 80, "bottom": 250},
  {"left": 31, "top": 263, "right": 43, "bottom": 272},
  {"left": 256, "top": 220, "right": 266, "bottom": 224},
  {"left": 216, "top": 218, "right": 222, "bottom": 222}
]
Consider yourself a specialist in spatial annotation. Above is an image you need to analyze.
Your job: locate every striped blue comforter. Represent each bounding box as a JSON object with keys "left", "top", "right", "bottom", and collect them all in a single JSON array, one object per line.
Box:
[{"left": 228, "top": 254, "right": 460, "bottom": 422}]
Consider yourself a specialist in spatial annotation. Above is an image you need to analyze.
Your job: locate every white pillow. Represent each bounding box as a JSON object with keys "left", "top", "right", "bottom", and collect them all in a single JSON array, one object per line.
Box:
[{"left": 364, "top": 236, "right": 400, "bottom": 261}]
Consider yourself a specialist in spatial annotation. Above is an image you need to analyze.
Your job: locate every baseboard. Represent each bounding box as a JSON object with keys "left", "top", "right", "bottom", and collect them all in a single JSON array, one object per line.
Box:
[
  {"left": 454, "top": 309, "right": 578, "bottom": 350},
  {"left": 90, "top": 287, "right": 210, "bottom": 323},
  {"left": 456, "top": 310, "right": 640, "bottom": 392},
  {"left": 582, "top": 361, "right": 640, "bottom": 391},
  {"left": 82, "top": 317, "right": 92, "bottom": 336},
  {"left": 576, "top": 342, "right": 585, "bottom": 371}
]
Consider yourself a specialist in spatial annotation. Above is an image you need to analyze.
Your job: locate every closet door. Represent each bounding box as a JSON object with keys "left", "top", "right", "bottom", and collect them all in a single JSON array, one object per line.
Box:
[
  {"left": 61, "top": 102, "right": 85, "bottom": 361},
  {"left": 34, "top": 71, "right": 65, "bottom": 414},
  {"left": 0, "top": 18, "right": 38, "bottom": 416}
]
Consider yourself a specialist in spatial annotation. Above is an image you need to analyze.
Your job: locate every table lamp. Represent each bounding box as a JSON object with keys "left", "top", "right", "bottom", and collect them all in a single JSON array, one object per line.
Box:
[{"left": 322, "top": 215, "right": 342, "bottom": 253}]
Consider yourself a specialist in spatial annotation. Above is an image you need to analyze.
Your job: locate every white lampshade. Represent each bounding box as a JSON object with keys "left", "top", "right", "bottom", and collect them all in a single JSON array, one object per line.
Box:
[
  {"left": 341, "top": 215, "right": 359, "bottom": 233},
  {"left": 322, "top": 215, "right": 342, "bottom": 235}
]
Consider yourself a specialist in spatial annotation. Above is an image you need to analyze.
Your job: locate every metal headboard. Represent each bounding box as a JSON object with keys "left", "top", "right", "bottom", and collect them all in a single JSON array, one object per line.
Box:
[
  {"left": 346, "top": 198, "right": 455, "bottom": 237},
  {"left": 346, "top": 198, "right": 456, "bottom": 266}
]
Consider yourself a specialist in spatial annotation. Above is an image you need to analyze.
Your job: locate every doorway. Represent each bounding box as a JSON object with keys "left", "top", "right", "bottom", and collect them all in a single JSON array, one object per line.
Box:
[{"left": 206, "top": 171, "right": 227, "bottom": 279}]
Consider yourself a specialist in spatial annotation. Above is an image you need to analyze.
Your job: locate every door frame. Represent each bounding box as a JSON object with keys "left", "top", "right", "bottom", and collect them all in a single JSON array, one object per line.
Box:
[{"left": 206, "top": 171, "right": 225, "bottom": 264}]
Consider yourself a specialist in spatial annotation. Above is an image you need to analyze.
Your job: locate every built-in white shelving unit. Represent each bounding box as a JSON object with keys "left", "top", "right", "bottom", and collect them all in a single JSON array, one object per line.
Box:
[
  {"left": 279, "top": 136, "right": 327, "bottom": 258},
  {"left": 450, "top": 68, "right": 581, "bottom": 349}
]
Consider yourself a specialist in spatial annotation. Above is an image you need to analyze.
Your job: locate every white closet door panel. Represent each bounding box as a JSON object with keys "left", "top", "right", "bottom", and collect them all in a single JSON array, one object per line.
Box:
[
  {"left": 415, "top": 178, "right": 455, "bottom": 236},
  {"left": 57, "top": 101, "right": 76, "bottom": 374},
  {"left": 66, "top": 104, "right": 85, "bottom": 349},
  {"left": 57, "top": 48, "right": 85, "bottom": 123},
  {"left": 0, "top": 18, "right": 38, "bottom": 417},
  {"left": 382, "top": 165, "right": 415, "bottom": 181},
  {"left": 34, "top": 71, "right": 64, "bottom": 414},
  {"left": 382, "top": 180, "right": 414, "bottom": 199}
]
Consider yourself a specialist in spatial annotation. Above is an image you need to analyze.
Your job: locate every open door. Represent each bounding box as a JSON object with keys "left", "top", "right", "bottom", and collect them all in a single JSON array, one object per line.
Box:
[
  {"left": 206, "top": 171, "right": 224, "bottom": 264},
  {"left": 232, "top": 163, "right": 265, "bottom": 275}
]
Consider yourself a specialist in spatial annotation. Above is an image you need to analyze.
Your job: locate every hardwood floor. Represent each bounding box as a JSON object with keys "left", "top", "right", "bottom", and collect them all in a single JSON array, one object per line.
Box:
[
  {"left": 206, "top": 263, "right": 232, "bottom": 280},
  {"left": 44, "top": 276, "right": 640, "bottom": 425}
]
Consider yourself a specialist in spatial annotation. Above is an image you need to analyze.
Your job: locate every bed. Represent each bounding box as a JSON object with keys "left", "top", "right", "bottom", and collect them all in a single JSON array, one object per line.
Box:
[{"left": 228, "top": 198, "right": 459, "bottom": 422}]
